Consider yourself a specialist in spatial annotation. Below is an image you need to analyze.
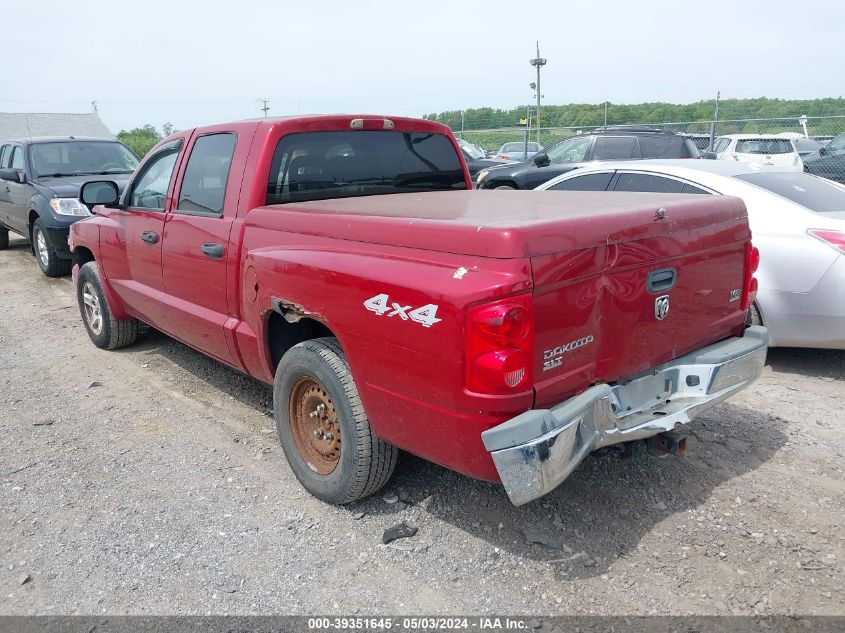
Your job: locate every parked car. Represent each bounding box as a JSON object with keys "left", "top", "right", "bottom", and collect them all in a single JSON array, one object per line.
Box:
[
  {"left": 680, "top": 132, "right": 712, "bottom": 152},
  {"left": 70, "top": 114, "right": 765, "bottom": 506},
  {"left": 0, "top": 136, "right": 138, "bottom": 276},
  {"left": 773, "top": 132, "right": 824, "bottom": 157},
  {"left": 708, "top": 134, "right": 803, "bottom": 171},
  {"left": 494, "top": 141, "right": 541, "bottom": 162},
  {"left": 477, "top": 128, "right": 700, "bottom": 190},
  {"left": 802, "top": 131, "right": 845, "bottom": 184},
  {"left": 536, "top": 160, "right": 845, "bottom": 349},
  {"left": 456, "top": 138, "right": 512, "bottom": 180},
  {"left": 812, "top": 135, "right": 835, "bottom": 145}
]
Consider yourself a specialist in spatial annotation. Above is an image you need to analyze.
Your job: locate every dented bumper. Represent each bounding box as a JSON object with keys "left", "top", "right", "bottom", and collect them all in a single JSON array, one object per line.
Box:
[{"left": 481, "top": 326, "right": 768, "bottom": 506}]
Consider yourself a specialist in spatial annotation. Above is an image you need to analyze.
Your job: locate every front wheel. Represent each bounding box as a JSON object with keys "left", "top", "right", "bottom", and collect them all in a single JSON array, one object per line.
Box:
[
  {"left": 274, "top": 337, "right": 398, "bottom": 504},
  {"left": 32, "top": 219, "right": 71, "bottom": 277},
  {"left": 77, "top": 262, "right": 139, "bottom": 349}
]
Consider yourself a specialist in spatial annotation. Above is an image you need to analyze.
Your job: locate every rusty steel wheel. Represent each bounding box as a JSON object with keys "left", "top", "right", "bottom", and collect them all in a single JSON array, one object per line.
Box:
[
  {"left": 274, "top": 337, "right": 398, "bottom": 504},
  {"left": 288, "top": 377, "right": 342, "bottom": 474}
]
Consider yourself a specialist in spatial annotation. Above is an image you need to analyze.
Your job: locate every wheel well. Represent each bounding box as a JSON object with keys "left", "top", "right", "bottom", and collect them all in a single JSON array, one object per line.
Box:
[
  {"left": 267, "top": 312, "right": 334, "bottom": 370},
  {"left": 27, "top": 211, "right": 39, "bottom": 253},
  {"left": 75, "top": 246, "right": 95, "bottom": 268},
  {"left": 491, "top": 180, "right": 518, "bottom": 189}
]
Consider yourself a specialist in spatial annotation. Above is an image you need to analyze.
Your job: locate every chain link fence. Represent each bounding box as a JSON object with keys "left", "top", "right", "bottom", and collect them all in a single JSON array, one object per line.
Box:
[{"left": 453, "top": 115, "right": 845, "bottom": 184}]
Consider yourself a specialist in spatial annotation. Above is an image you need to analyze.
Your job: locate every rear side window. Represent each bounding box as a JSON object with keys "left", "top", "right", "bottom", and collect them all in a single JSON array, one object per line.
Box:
[
  {"left": 176, "top": 133, "right": 236, "bottom": 216},
  {"left": 681, "top": 182, "right": 710, "bottom": 194},
  {"left": 638, "top": 135, "right": 694, "bottom": 158},
  {"left": 735, "top": 139, "right": 793, "bottom": 155},
  {"left": 0, "top": 145, "right": 8, "bottom": 167},
  {"left": 547, "top": 172, "right": 613, "bottom": 191},
  {"left": 614, "top": 172, "right": 684, "bottom": 193},
  {"left": 593, "top": 137, "right": 639, "bottom": 160},
  {"left": 266, "top": 131, "right": 466, "bottom": 205}
]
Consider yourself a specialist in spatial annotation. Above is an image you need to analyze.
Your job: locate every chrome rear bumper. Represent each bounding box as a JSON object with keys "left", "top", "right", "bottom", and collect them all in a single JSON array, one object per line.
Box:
[{"left": 481, "top": 326, "right": 769, "bottom": 506}]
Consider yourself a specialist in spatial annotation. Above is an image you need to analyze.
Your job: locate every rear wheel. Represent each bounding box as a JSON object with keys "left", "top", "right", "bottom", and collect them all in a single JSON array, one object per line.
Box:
[
  {"left": 494, "top": 184, "right": 516, "bottom": 190},
  {"left": 0, "top": 227, "right": 8, "bottom": 250},
  {"left": 32, "top": 219, "right": 71, "bottom": 277},
  {"left": 77, "top": 262, "right": 139, "bottom": 349},
  {"left": 274, "top": 337, "right": 398, "bottom": 504}
]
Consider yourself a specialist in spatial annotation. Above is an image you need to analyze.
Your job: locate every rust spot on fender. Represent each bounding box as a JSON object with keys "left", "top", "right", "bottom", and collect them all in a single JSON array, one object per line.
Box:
[{"left": 271, "top": 297, "right": 321, "bottom": 324}]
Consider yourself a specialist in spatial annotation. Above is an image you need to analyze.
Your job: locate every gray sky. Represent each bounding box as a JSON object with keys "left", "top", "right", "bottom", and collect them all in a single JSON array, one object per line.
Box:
[{"left": 1, "top": 0, "right": 842, "bottom": 133}]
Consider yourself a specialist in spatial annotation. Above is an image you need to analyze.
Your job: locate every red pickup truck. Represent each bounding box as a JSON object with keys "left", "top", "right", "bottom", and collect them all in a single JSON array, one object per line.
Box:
[{"left": 70, "top": 115, "right": 767, "bottom": 506}]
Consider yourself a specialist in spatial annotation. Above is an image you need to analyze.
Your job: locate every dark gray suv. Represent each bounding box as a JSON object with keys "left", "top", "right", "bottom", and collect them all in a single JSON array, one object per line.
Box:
[{"left": 0, "top": 137, "right": 138, "bottom": 276}]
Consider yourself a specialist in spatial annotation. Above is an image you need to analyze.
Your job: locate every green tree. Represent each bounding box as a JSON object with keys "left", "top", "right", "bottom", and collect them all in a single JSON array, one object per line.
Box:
[{"left": 117, "top": 125, "right": 161, "bottom": 158}]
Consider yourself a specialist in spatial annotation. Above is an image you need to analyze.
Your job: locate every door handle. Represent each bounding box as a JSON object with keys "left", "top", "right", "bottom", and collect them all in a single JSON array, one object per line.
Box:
[
  {"left": 201, "top": 242, "right": 225, "bottom": 259},
  {"left": 141, "top": 231, "right": 159, "bottom": 244},
  {"left": 647, "top": 268, "right": 677, "bottom": 293}
]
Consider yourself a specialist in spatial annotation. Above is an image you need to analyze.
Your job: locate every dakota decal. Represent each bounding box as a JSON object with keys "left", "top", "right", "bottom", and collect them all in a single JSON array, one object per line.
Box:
[{"left": 542, "top": 335, "right": 594, "bottom": 372}]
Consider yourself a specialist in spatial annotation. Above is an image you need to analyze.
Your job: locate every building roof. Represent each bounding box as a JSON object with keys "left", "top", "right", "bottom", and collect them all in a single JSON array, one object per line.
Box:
[{"left": 0, "top": 112, "right": 115, "bottom": 142}]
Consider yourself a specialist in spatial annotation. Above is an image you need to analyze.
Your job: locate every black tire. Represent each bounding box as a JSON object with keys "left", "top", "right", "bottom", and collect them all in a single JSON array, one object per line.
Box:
[
  {"left": 0, "top": 226, "right": 8, "bottom": 250},
  {"left": 32, "top": 219, "right": 71, "bottom": 277},
  {"left": 274, "top": 337, "right": 398, "bottom": 504},
  {"left": 749, "top": 303, "right": 763, "bottom": 326},
  {"left": 76, "top": 262, "right": 139, "bottom": 350}
]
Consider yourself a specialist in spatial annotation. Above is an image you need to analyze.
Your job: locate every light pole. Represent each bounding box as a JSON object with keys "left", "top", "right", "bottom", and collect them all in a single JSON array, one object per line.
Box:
[{"left": 529, "top": 42, "right": 546, "bottom": 146}]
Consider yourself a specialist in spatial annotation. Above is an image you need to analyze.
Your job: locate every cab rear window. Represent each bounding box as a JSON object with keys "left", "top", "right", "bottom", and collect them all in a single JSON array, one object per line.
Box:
[{"left": 266, "top": 131, "right": 466, "bottom": 205}]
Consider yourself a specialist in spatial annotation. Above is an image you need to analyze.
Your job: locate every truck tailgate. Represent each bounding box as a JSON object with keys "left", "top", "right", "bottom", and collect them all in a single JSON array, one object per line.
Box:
[{"left": 531, "top": 192, "right": 751, "bottom": 408}]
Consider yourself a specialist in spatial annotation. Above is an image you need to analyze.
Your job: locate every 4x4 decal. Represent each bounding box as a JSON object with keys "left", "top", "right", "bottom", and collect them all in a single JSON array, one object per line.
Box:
[{"left": 363, "top": 293, "right": 442, "bottom": 328}]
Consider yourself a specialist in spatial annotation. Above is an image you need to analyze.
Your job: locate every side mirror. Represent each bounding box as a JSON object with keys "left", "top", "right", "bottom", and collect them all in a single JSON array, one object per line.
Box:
[
  {"left": 80, "top": 180, "right": 120, "bottom": 207},
  {"left": 0, "top": 168, "right": 21, "bottom": 183},
  {"left": 818, "top": 146, "right": 828, "bottom": 156},
  {"left": 702, "top": 151, "right": 717, "bottom": 160},
  {"left": 533, "top": 152, "right": 550, "bottom": 166}
]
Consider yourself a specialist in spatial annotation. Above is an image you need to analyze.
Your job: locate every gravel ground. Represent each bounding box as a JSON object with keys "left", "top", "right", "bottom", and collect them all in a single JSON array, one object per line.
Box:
[{"left": 1, "top": 234, "right": 843, "bottom": 616}]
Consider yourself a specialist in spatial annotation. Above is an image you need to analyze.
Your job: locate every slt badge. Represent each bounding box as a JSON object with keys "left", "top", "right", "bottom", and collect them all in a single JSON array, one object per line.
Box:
[{"left": 654, "top": 295, "right": 670, "bottom": 321}]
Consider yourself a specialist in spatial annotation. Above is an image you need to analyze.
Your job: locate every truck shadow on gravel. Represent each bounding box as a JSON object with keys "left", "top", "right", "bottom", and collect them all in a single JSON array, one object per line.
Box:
[
  {"left": 117, "top": 328, "right": 274, "bottom": 417},
  {"left": 357, "top": 400, "right": 787, "bottom": 579},
  {"left": 124, "top": 329, "right": 791, "bottom": 579}
]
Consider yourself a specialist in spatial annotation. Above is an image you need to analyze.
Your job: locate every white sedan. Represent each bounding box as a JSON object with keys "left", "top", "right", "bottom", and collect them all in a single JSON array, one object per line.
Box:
[
  {"left": 710, "top": 134, "right": 804, "bottom": 171},
  {"left": 536, "top": 160, "right": 845, "bottom": 349}
]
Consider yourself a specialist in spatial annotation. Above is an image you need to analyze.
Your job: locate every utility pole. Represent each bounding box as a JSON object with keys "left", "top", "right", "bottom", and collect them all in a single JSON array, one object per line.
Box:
[
  {"left": 708, "top": 91, "right": 720, "bottom": 152},
  {"left": 604, "top": 101, "right": 608, "bottom": 126},
  {"left": 460, "top": 110, "right": 465, "bottom": 139},
  {"left": 91, "top": 100, "right": 98, "bottom": 115},
  {"left": 529, "top": 42, "right": 547, "bottom": 146},
  {"left": 258, "top": 98, "right": 270, "bottom": 117}
]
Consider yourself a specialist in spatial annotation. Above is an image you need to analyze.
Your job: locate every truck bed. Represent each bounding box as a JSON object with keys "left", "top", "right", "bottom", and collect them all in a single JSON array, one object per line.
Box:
[{"left": 248, "top": 190, "right": 748, "bottom": 258}]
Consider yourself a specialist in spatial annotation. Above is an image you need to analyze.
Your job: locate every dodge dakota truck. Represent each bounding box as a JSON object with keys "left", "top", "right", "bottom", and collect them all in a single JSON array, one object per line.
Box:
[{"left": 70, "top": 115, "right": 767, "bottom": 506}]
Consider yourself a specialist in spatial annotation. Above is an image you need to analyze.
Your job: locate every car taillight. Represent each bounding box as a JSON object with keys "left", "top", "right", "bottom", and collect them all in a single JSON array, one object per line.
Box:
[
  {"left": 500, "top": 154, "right": 509, "bottom": 160},
  {"left": 741, "top": 241, "right": 760, "bottom": 311},
  {"left": 466, "top": 295, "right": 533, "bottom": 394},
  {"left": 808, "top": 229, "right": 845, "bottom": 254}
]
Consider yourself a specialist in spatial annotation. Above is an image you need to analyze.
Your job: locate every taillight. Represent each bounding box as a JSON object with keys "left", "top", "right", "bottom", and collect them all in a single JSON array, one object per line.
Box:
[
  {"left": 500, "top": 154, "right": 509, "bottom": 160},
  {"left": 741, "top": 241, "right": 760, "bottom": 311},
  {"left": 808, "top": 229, "right": 845, "bottom": 254},
  {"left": 466, "top": 295, "right": 533, "bottom": 394}
]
